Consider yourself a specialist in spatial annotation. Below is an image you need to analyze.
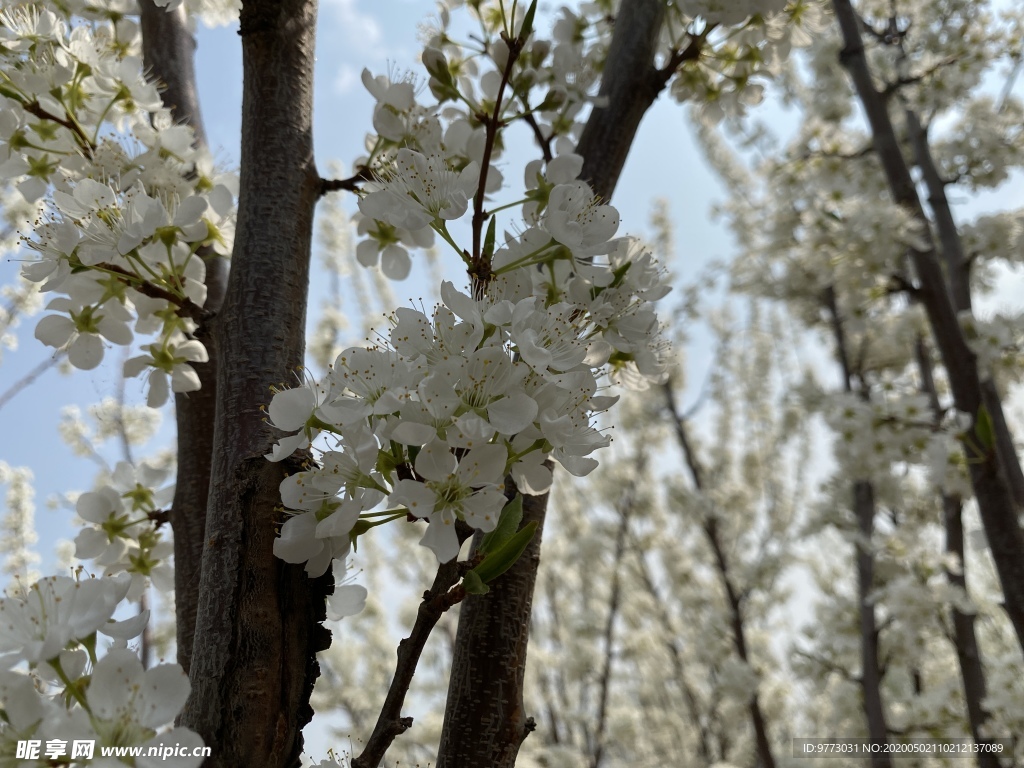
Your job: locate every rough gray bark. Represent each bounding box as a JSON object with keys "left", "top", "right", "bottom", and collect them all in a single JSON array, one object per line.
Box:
[
  {"left": 139, "top": 0, "right": 229, "bottom": 674},
  {"left": 832, "top": 0, "right": 1024, "bottom": 653},
  {"left": 435, "top": 2, "right": 687, "bottom": 766},
  {"left": 176, "top": 0, "right": 330, "bottom": 764}
]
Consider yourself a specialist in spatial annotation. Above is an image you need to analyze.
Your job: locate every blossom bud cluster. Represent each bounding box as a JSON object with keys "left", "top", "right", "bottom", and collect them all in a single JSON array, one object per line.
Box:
[
  {"left": 5, "top": 3, "right": 237, "bottom": 404},
  {"left": 0, "top": 573, "right": 204, "bottom": 765}
]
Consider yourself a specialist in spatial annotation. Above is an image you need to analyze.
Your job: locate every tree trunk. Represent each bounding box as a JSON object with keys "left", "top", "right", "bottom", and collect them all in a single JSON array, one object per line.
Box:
[
  {"left": 177, "top": 0, "right": 331, "bottom": 764},
  {"left": 832, "top": 0, "right": 1024, "bottom": 653},
  {"left": 904, "top": 108, "right": 1024, "bottom": 509},
  {"left": 853, "top": 480, "right": 893, "bottom": 768},
  {"left": 663, "top": 384, "right": 777, "bottom": 768},
  {"left": 139, "top": 0, "right": 229, "bottom": 675},
  {"left": 915, "top": 339, "right": 1000, "bottom": 768},
  {"left": 436, "top": 2, "right": 675, "bottom": 765},
  {"left": 825, "top": 286, "right": 891, "bottom": 767}
]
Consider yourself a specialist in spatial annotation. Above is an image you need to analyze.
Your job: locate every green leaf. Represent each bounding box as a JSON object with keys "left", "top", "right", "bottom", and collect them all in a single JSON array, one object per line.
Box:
[
  {"left": 976, "top": 404, "right": 995, "bottom": 451},
  {"left": 348, "top": 519, "right": 374, "bottom": 552},
  {"left": 519, "top": 0, "right": 538, "bottom": 42},
  {"left": 469, "top": 520, "right": 538, "bottom": 585},
  {"left": 462, "top": 569, "right": 490, "bottom": 595},
  {"left": 483, "top": 215, "right": 497, "bottom": 264},
  {"left": 376, "top": 449, "right": 399, "bottom": 477},
  {"left": 478, "top": 494, "right": 524, "bottom": 555}
]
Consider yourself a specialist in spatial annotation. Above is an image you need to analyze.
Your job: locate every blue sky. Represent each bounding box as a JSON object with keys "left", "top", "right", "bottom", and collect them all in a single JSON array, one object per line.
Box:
[
  {"left": 0, "top": 5, "right": 739, "bottom": 756},
  {"left": 0, "top": 0, "right": 736, "bottom": 580}
]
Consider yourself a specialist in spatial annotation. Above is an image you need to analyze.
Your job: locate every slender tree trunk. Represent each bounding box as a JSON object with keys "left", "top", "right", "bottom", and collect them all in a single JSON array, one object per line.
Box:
[
  {"left": 139, "top": 0, "right": 229, "bottom": 674},
  {"left": 904, "top": 108, "right": 1024, "bottom": 508},
  {"left": 630, "top": 538, "right": 715, "bottom": 764},
  {"left": 915, "top": 339, "right": 1000, "bottom": 768},
  {"left": 943, "top": 494, "right": 1004, "bottom": 768},
  {"left": 435, "top": 2, "right": 682, "bottom": 765},
  {"left": 824, "top": 287, "right": 891, "bottom": 768},
  {"left": 832, "top": 0, "right": 1024, "bottom": 653},
  {"left": 663, "top": 384, "right": 777, "bottom": 768},
  {"left": 852, "top": 480, "right": 893, "bottom": 768},
  {"left": 591, "top": 453, "right": 645, "bottom": 768},
  {"left": 177, "top": 0, "right": 331, "bottom": 764}
]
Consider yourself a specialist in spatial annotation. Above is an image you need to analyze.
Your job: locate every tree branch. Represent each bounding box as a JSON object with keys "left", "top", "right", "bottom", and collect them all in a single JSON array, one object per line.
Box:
[
  {"left": 319, "top": 166, "right": 373, "bottom": 196},
  {"left": 833, "top": 0, "right": 1024, "bottom": 654},
  {"left": 0, "top": 354, "right": 63, "bottom": 412},
  {"left": 94, "top": 261, "right": 211, "bottom": 322},
  {"left": 351, "top": 557, "right": 469, "bottom": 768},
  {"left": 22, "top": 100, "right": 94, "bottom": 157},
  {"left": 139, "top": 0, "right": 227, "bottom": 675}
]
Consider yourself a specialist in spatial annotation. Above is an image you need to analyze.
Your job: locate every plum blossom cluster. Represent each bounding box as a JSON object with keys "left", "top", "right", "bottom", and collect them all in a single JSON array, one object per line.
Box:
[
  {"left": 267, "top": 247, "right": 669, "bottom": 572},
  {"left": 4, "top": 2, "right": 237, "bottom": 404},
  {"left": 824, "top": 390, "right": 972, "bottom": 493},
  {"left": 263, "top": 2, "right": 674, "bottom": 610},
  {"left": 958, "top": 309, "right": 1024, "bottom": 378},
  {"left": 72, "top": 461, "right": 175, "bottom": 600},
  {"left": 269, "top": 169, "right": 668, "bottom": 585},
  {"left": 0, "top": 573, "right": 204, "bottom": 766}
]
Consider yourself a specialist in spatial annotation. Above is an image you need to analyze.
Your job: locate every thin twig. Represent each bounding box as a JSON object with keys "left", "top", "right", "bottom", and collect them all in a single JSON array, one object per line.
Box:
[
  {"left": 0, "top": 353, "right": 63, "bottom": 411},
  {"left": 522, "top": 111, "right": 554, "bottom": 162},
  {"left": 319, "top": 166, "right": 374, "bottom": 197},
  {"left": 350, "top": 555, "right": 471, "bottom": 768},
  {"left": 22, "top": 100, "right": 95, "bottom": 158},
  {"left": 471, "top": 30, "right": 527, "bottom": 285},
  {"left": 94, "top": 262, "right": 210, "bottom": 322},
  {"left": 654, "top": 24, "right": 716, "bottom": 89}
]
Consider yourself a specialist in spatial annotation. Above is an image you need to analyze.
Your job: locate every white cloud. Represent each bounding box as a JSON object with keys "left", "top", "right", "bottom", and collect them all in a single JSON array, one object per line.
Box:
[
  {"left": 321, "top": 0, "right": 383, "bottom": 53},
  {"left": 334, "top": 63, "right": 359, "bottom": 94}
]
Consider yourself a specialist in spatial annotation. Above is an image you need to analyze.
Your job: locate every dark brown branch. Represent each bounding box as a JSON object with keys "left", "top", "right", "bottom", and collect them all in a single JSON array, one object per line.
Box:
[
  {"left": 662, "top": 381, "right": 777, "bottom": 768},
  {"left": 23, "top": 100, "right": 94, "bottom": 157},
  {"left": 94, "top": 261, "right": 211, "bottom": 322},
  {"left": 319, "top": 166, "right": 373, "bottom": 196},
  {"left": 903, "top": 106, "right": 1024, "bottom": 507},
  {"left": 439, "top": 3, "right": 677, "bottom": 765},
  {"left": 656, "top": 24, "right": 716, "bottom": 89},
  {"left": 914, "top": 338, "right": 1002, "bottom": 768},
  {"left": 885, "top": 272, "right": 919, "bottom": 297},
  {"left": 628, "top": 535, "right": 713, "bottom": 764},
  {"left": 140, "top": 0, "right": 227, "bottom": 677},
  {"left": 793, "top": 648, "right": 859, "bottom": 683},
  {"left": 833, "top": 0, "right": 1024, "bottom": 653},
  {"left": 351, "top": 557, "right": 468, "bottom": 768},
  {"left": 575, "top": 0, "right": 668, "bottom": 198},
  {"left": 879, "top": 55, "right": 961, "bottom": 100},
  {"left": 825, "top": 279, "right": 891, "bottom": 768},
  {"left": 591, "top": 452, "right": 645, "bottom": 768},
  {"left": 853, "top": 479, "right": 893, "bottom": 768},
  {"left": 522, "top": 111, "right": 553, "bottom": 163},
  {"left": 471, "top": 28, "right": 526, "bottom": 282}
]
